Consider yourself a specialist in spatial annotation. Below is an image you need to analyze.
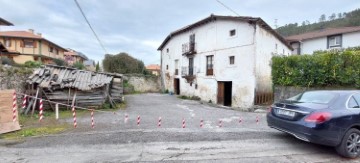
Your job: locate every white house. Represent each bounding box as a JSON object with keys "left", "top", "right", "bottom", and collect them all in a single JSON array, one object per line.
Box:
[
  {"left": 286, "top": 26, "right": 360, "bottom": 55},
  {"left": 158, "top": 15, "right": 292, "bottom": 109}
]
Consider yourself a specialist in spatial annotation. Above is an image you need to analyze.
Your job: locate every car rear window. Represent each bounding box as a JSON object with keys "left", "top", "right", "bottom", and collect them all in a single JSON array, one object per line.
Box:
[{"left": 287, "top": 92, "right": 337, "bottom": 104}]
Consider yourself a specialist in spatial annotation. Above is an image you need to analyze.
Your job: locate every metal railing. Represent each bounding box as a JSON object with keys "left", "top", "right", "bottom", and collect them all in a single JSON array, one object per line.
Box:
[
  {"left": 182, "top": 42, "right": 197, "bottom": 54},
  {"left": 181, "top": 66, "right": 196, "bottom": 76}
]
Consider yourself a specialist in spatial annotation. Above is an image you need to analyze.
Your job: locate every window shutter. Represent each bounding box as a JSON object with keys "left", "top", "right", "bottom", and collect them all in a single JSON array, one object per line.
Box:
[
  {"left": 33, "top": 40, "right": 37, "bottom": 48},
  {"left": 20, "top": 40, "right": 24, "bottom": 47}
]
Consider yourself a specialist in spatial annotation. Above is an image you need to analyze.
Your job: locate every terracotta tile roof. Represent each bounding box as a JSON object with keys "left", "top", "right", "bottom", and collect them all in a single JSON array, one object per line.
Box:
[
  {"left": 0, "top": 30, "right": 67, "bottom": 51},
  {"left": 0, "top": 31, "right": 42, "bottom": 39},
  {"left": 146, "top": 64, "right": 160, "bottom": 70},
  {"left": 286, "top": 26, "right": 360, "bottom": 42},
  {"left": 64, "top": 49, "right": 88, "bottom": 59}
]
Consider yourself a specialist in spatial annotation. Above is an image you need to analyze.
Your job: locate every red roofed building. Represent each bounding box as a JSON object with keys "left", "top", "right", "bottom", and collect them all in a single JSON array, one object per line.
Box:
[
  {"left": 146, "top": 64, "right": 160, "bottom": 76},
  {"left": 0, "top": 29, "right": 67, "bottom": 64},
  {"left": 286, "top": 26, "right": 360, "bottom": 55}
]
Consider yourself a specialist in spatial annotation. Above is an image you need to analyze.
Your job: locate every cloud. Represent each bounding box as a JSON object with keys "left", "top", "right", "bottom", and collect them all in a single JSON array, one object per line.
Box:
[{"left": 1, "top": 0, "right": 359, "bottom": 66}]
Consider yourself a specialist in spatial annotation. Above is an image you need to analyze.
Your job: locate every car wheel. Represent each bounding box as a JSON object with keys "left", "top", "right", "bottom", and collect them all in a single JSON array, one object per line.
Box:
[{"left": 336, "top": 128, "right": 360, "bottom": 158}]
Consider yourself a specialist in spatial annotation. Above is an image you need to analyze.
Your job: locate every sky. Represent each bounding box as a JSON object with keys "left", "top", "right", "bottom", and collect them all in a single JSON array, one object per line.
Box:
[{"left": 0, "top": 0, "right": 359, "bottom": 65}]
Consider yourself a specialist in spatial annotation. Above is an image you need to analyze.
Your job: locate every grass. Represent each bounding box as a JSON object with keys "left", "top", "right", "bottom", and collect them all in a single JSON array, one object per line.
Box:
[
  {"left": 1, "top": 102, "right": 127, "bottom": 140},
  {"left": 1, "top": 124, "right": 69, "bottom": 140},
  {"left": 177, "top": 95, "right": 201, "bottom": 101}
]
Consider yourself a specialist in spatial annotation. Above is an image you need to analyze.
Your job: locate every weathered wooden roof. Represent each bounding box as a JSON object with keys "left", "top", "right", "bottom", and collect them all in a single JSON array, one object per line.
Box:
[{"left": 27, "top": 65, "right": 122, "bottom": 91}]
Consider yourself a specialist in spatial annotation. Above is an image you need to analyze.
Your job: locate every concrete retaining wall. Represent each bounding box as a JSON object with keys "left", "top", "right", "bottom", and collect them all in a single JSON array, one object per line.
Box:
[{"left": 124, "top": 74, "right": 161, "bottom": 93}]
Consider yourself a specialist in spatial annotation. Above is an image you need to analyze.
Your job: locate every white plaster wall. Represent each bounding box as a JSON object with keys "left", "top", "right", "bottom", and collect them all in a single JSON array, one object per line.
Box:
[
  {"left": 342, "top": 32, "right": 360, "bottom": 48},
  {"left": 255, "top": 25, "right": 292, "bottom": 92},
  {"left": 300, "top": 37, "right": 327, "bottom": 54},
  {"left": 161, "top": 19, "right": 287, "bottom": 108}
]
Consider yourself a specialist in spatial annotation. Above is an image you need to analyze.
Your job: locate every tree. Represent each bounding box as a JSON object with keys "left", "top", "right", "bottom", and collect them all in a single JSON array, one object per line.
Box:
[
  {"left": 319, "top": 14, "right": 326, "bottom": 22},
  {"left": 338, "top": 13, "right": 343, "bottom": 19},
  {"left": 73, "top": 61, "right": 85, "bottom": 70},
  {"left": 96, "top": 61, "right": 100, "bottom": 72},
  {"left": 301, "top": 21, "right": 306, "bottom": 26},
  {"left": 102, "top": 52, "right": 147, "bottom": 74},
  {"left": 329, "top": 13, "right": 336, "bottom": 21}
]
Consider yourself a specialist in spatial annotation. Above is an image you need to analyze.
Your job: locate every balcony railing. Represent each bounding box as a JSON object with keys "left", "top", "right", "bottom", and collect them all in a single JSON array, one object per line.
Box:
[
  {"left": 181, "top": 66, "right": 196, "bottom": 77},
  {"left": 182, "top": 42, "right": 197, "bottom": 56}
]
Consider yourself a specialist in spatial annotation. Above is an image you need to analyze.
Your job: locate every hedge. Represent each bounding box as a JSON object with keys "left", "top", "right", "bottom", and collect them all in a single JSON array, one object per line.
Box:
[{"left": 272, "top": 47, "right": 360, "bottom": 88}]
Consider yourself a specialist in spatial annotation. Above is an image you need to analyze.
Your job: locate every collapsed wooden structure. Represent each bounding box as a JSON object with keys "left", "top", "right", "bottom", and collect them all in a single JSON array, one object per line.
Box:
[{"left": 23, "top": 65, "right": 123, "bottom": 113}]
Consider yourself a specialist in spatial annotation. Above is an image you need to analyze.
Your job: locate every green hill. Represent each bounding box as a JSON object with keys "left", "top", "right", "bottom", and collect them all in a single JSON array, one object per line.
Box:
[{"left": 276, "top": 8, "right": 360, "bottom": 37}]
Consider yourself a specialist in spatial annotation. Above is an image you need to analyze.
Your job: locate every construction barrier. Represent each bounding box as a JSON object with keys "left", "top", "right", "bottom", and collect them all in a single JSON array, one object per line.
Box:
[{"left": 10, "top": 92, "right": 265, "bottom": 130}]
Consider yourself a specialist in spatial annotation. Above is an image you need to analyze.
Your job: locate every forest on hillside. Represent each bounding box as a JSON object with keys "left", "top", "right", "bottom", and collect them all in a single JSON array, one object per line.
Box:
[{"left": 276, "top": 8, "right": 360, "bottom": 37}]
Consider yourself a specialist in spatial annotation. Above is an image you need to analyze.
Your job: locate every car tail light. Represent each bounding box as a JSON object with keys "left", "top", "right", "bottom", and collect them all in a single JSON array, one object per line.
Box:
[{"left": 305, "top": 112, "right": 332, "bottom": 123}]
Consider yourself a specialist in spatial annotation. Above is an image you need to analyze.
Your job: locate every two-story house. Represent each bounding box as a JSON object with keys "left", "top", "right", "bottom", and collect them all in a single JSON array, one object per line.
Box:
[
  {"left": 0, "top": 29, "right": 67, "bottom": 64},
  {"left": 64, "top": 48, "right": 88, "bottom": 65},
  {"left": 158, "top": 15, "right": 292, "bottom": 108},
  {"left": 286, "top": 26, "right": 360, "bottom": 55},
  {"left": 146, "top": 64, "right": 161, "bottom": 76}
]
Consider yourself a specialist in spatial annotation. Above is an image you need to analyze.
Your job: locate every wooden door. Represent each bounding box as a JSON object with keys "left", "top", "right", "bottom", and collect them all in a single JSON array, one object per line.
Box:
[{"left": 217, "top": 82, "right": 224, "bottom": 105}]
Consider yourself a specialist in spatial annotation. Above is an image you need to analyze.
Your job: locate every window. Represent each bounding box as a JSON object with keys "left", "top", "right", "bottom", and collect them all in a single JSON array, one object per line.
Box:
[
  {"left": 275, "top": 43, "right": 278, "bottom": 51},
  {"left": 166, "top": 65, "right": 168, "bottom": 70},
  {"left": 229, "top": 56, "right": 235, "bottom": 65},
  {"left": 4, "top": 38, "right": 11, "bottom": 47},
  {"left": 229, "top": 29, "right": 236, "bottom": 36},
  {"left": 206, "top": 55, "right": 214, "bottom": 76},
  {"left": 328, "top": 35, "right": 342, "bottom": 48},
  {"left": 166, "top": 48, "right": 169, "bottom": 53},
  {"left": 174, "top": 60, "right": 179, "bottom": 75},
  {"left": 348, "top": 96, "right": 360, "bottom": 108},
  {"left": 24, "top": 40, "right": 34, "bottom": 48},
  {"left": 49, "top": 47, "right": 54, "bottom": 53},
  {"left": 55, "top": 49, "right": 59, "bottom": 55}
]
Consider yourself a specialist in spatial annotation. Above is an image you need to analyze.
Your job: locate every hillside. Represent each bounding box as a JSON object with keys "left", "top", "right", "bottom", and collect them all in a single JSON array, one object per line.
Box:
[{"left": 276, "top": 8, "right": 360, "bottom": 37}]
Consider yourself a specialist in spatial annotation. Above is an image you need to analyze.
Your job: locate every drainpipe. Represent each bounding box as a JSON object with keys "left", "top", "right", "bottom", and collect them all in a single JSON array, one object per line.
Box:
[{"left": 160, "top": 50, "right": 165, "bottom": 92}]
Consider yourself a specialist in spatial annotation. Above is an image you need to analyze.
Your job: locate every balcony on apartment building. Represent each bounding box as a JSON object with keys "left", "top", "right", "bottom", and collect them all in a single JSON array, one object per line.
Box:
[{"left": 182, "top": 42, "right": 197, "bottom": 57}]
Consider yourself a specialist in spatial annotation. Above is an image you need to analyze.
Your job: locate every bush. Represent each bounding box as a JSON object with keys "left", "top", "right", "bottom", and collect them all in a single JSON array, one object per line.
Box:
[
  {"left": 0, "top": 57, "right": 14, "bottom": 66},
  {"left": 24, "top": 61, "right": 42, "bottom": 68},
  {"left": 53, "top": 58, "right": 66, "bottom": 66},
  {"left": 272, "top": 47, "right": 360, "bottom": 88},
  {"left": 73, "top": 61, "right": 85, "bottom": 70}
]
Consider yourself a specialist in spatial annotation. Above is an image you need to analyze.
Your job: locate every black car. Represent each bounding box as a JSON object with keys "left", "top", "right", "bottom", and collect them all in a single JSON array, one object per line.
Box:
[{"left": 267, "top": 90, "right": 360, "bottom": 158}]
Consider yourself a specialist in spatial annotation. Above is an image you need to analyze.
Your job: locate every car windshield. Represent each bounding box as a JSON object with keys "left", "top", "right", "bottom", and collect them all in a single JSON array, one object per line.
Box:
[{"left": 286, "top": 92, "right": 337, "bottom": 104}]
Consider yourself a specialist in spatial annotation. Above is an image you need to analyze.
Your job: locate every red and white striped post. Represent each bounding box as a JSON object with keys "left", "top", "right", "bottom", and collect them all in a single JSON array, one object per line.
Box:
[
  {"left": 22, "top": 95, "right": 27, "bottom": 111},
  {"left": 200, "top": 119, "right": 204, "bottom": 128},
  {"left": 182, "top": 118, "right": 186, "bottom": 128},
  {"left": 218, "top": 120, "right": 222, "bottom": 128},
  {"left": 137, "top": 115, "right": 140, "bottom": 126},
  {"left": 158, "top": 117, "right": 162, "bottom": 127},
  {"left": 124, "top": 114, "right": 129, "bottom": 124},
  {"left": 12, "top": 91, "right": 17, "bottom": 122},
  {"left": 72, "top": 106, "right": 77, "bottom": 128},
  {"left": 91, "top": 110, "right": 95, "bottom": 129},
  {"left": 39, "top": 99, "right": 44, "bottom": 122}
]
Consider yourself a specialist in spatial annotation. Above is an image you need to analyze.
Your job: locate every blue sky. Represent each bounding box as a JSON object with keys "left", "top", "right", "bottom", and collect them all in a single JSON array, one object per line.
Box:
[{"left": 0, "top": 0, "right": 359, "bottom": 65}]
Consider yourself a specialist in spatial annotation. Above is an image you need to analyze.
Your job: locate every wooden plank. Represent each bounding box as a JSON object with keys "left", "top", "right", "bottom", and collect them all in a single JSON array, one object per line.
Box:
[
  {"left": 217, "top": 82, "right": 224, "bottom": 105},
  {"left": 0, "top": 89, "right": 21, "bottom": 134}
]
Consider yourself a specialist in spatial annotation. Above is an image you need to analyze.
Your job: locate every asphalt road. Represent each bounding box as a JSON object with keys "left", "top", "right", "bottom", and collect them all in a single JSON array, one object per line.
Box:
[{"left": 0, "top": 93, "right": 359, "bottom": 162}]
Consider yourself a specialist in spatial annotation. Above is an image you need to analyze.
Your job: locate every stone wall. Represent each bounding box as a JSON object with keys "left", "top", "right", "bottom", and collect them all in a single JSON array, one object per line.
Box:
[
  {"left": 274, "top": 86, "right": 356, "bottom": 102},
  {"left": 123, "top": 74, "right": 161, "bottom": 93},
  {"left": 0, "top": 67, "right": 32, "bottom": 93}
]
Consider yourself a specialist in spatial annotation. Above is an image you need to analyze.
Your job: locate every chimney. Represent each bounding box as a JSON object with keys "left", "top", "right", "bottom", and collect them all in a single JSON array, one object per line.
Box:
[
  {"left": 37, "top": 33, "right": 42, "bottom": 37},
  {"left": 28, "top": 29, "right": 34, "bottom": 34}
]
